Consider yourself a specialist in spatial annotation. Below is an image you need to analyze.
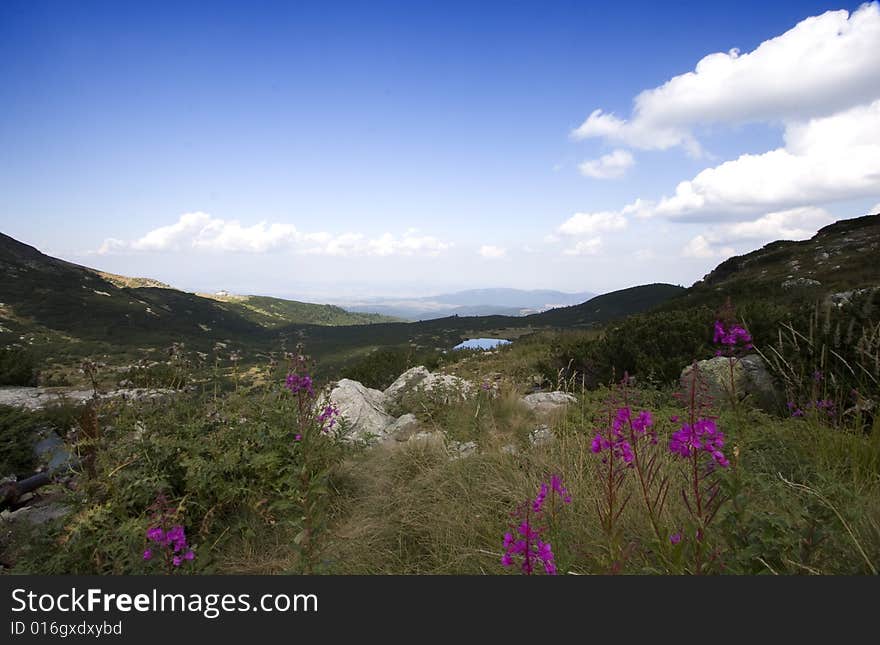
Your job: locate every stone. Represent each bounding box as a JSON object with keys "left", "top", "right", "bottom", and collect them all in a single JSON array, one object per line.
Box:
[
  {"left": 680, "top": 354, "right": 783, "bottom": 414},
  {"left": 383, "top": 366, "right": 473, "bottom": 408},
  {"left": 328, "top": 379, "right": 394, "bottom": 442},
  {"left": 387, "top": 413, "right": 420, "bottom": 442},
  {"left": 529, "top": 425, "right": 554, "bottom": 446},
  {"left": 781, "top": 277, "right": 821, "bottom": 290},
  {"left": 407, "top": 431, "right": 446, "bottom": 449},
  {"left": 521, "top": 391, "right": 577, "bottom": 414},
  {"left": 447, "top": 440, "right": 478, "bottom": 460}
]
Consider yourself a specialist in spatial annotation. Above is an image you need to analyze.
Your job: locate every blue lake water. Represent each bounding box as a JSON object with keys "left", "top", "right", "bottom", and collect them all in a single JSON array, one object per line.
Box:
[{"left": 453, "top": 338, "right": 511, "bottom": 350}]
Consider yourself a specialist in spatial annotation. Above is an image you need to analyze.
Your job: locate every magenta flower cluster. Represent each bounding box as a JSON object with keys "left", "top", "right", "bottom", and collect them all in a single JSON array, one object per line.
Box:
[
  {"left": 591, "top": 407, "right": 654, "bottom": 465},
  {"left": 143, "top": 525, "right": 195, "bottom": 567},
  {"left": 713, "top": 320, "right": 753, "bottom": 355},
  {"left": 668, "top": 418, "right": 729, "bottom": 467},
  {"left": 317, "top": 403, "right": 340, "bottom": 431},
  {"left": 501, "top": 476, "right": 571, "bottom": 575},
  {"left": 285, "top": 372, "right": 315, "bottom": 397}
]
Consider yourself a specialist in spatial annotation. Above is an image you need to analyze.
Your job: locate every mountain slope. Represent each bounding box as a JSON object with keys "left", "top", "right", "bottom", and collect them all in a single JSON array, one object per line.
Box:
[
  {"left": 201, "top": 293, "right": 401, "bottom": 327},
  {"left": 660, "top": 213, "right": 880, "bottom": 312}
]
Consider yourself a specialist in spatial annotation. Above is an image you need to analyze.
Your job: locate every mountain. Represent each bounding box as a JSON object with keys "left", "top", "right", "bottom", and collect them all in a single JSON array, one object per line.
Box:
[
  {"left": 199, "top": 292, "right": 401, "bottom": 327},
  {"left": 343, "top": 288, "right": 598, "bottom": 320},
  {"left": 659, "top": 213, "right": 880, "bottom": 312},
  {"left": 0, "top": 229, "right": 715, "bottom": 373},
  {"left": 0, "top": 233, "right": 396, "bottom": 358}
]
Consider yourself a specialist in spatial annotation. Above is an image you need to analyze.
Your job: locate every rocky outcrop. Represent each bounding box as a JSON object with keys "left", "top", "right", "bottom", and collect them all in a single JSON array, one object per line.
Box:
[
  {"left": 680, "top": 354, "right": 782, "bottom": 413},
  {"left": 521, "top": 391, "right": 577, "bottom": 415},
  {"left": 328, "top": 379, "right": 395, "bottom": 442},
  {"left": 0, "top": 387, "right": 176, "bottom": 411},
  {"left": 384, "top": 366, "right": 474, "bottom": 408}
]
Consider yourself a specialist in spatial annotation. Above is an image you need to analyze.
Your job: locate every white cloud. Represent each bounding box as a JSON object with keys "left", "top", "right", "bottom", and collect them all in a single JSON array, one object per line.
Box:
[
  {"left": 572, "top": 3, "right": 880, "bottom": 152},
  {"left": 558, "top": 211, "right": 627, "bottom": 236},
  {"left": 97, "top": 212, "right": 451, "bottom": 258},
  {"left": 871, "top": 202, "right": 880, "bottom": 214},
  {"left": 681, "top": 206, "right": 833, "bottom": 258},
  {"left": 709, "top": 206, "right": 834, "bottom": 243},
  {"left": 681, "top": 235, "right": 714, "bottom": 258},
  {"left": 653, "top": 100, "right": 880, "bottom": 220},
  {"left": 479, "top": 245, "right": 507, "bottom": 259},
  {"left": 578, "top": 149, "right": 635, "bottom": 179},
  {"left": 563, "top": 237, "right": 602, "bottom": 256}
]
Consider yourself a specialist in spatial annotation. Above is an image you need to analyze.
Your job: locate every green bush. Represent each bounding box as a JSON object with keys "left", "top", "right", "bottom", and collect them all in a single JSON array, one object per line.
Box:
[
  {"left": 0, "top": 405, "right": 40, "bottom": 477},
  {"left": 0, "top": 347, "right": 38, "bottom": 386}
]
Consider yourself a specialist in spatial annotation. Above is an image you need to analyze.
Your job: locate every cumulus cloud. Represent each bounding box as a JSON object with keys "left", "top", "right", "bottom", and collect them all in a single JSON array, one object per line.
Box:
[
  {"left": 653, "top": 100, "right": 880, "bottom": 220},
  {"left": 563, "top": 237, "right": 602, "bottom": 256},
  {"left": 572, "top": 3, "right": 880, "bottom": 153},
  {"left": 578, "top": 149, "right": 635, "bottom": 179},
  {"left": 680, "top": 206, "right": 833, "bottom": 258},
  {"left": 97, "top": 212, "right": 451, "bottom": 258},
  {"left": 871, "top": 202, "right": 880, "bottom": 214},
  {"left": 681, "top": 235, "right": 736, "bottom": 259},
  {"left": 479, "top": 245, "right": 507, "bottom": 259},
  {"left": 558, "top": 211, "right": 627, "bottom": 236}
]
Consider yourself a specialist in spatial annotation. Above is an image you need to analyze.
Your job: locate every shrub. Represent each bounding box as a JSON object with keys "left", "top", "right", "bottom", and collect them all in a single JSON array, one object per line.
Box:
[{"left": 0, "top": 347, "right": 38, "bottom": 386}]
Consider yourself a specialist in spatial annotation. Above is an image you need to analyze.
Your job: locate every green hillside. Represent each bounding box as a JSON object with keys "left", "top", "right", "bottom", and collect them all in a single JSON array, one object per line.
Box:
[{"left": 201, "top": 292, "right": 401, "bottom": 327}]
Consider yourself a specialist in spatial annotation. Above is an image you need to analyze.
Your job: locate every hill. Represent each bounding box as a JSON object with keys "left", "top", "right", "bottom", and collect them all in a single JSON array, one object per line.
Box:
[
  {"left": 661, "top": 213, "right": 880, "bottom": 312},
  {"left": 199, "top": 292, "right": 401, "bottom": 327}
]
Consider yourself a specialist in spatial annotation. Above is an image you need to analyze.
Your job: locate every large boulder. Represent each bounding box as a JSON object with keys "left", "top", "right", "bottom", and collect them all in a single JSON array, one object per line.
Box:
[
  {"left": 521, "top": 391, "right": 577, "bottom": 415},
  {"left": 680, "top": 354, "right": 782, "bottom": 413},
  {"left": 328, "top": 379, "right": 395, "bottom": 442},
  {"left": 384, "top": 366, "right": 473, "bottom": 408}
]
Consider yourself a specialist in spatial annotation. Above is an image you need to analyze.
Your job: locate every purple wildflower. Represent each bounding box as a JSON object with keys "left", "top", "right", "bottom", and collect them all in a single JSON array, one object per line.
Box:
[
  {"left": 143, "top": 549, "right": 152, "bottom": 561},
  {"left": 317, "top": 404, "right": 340, "bottom": 432},
  {"left": 285, "top": 373, "right": 315, "bottom": 397},
  {"left": 172, "top": 556, "right": 183, "bottom": 567},
  {"left": 713, "top": 320, "right": 753, "bottom": 353},
  {"left": 670, "top": 532, "right": 682, "bottom": 545},
  {"left": 550, "top": 474, "right": 572, "bottom": 504},
  {"left": 146, "top": 526, "right": 164, "bottom": 543},
  {"left": 669, "top": 418, "right": 729, "bottom": 467},
  {"left": 294, "top": 434, "right": 302, "bottom": 442}
]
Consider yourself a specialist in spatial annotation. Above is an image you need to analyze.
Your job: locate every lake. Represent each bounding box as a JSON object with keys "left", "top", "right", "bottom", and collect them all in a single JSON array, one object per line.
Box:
[{"left": 453, "top": 338, "right": 511, "bottom": 350}]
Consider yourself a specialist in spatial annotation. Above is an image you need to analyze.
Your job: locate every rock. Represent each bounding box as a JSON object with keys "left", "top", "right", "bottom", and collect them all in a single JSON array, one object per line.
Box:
[
  {"left": 0, "top": 386, "right": 176, "bottom": 411},
  {"left": 328, "top": 379, "right": 394, "bottom": 442},
  {"left": 500, "top": 444, "right": 518, "bottom": 455},
  {"left": 781, "top": 277, "right": 821, "bottom": 290},
  {"left": 680, "top": 354, "right": 783, "bottom": 414},
  {"left": 448, "top": 440, "right": 478, "bottom": 460},
  {"left": 383, "top": 366, "right": 473, "bottom": 408},
  {"left": 521, "top": 391, "right": 577, "bottom": 414},
  {"left": 529, "top": 425, "right": 554, "bottom": 446},
  {"left": 387, "top": 413, "right": 420, "bottom": 442}
]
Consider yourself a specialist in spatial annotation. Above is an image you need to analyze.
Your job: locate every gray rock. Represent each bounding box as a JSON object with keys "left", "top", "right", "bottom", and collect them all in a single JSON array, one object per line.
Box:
[
  {"left": 529, "top": 425, "right": 554, "bottom": 446},
  {"left": 781, "top": 277, "right": 821, "bottom": 290},
  {"left": 448, "top": 440, "right": 478, "bottom": 460},
  {"left": 0, "top": 386, "right": 176, "bottom": 411},
  {"left": 384, "top": 366, "right": 473, "bottom": 408},
  {"left": 521, "top": 391, "right": 577, "bottom": 414},
  {"left": 387, "top": 413, "right": 420, "bottom": 442},
  {"left": 328, "top": 379, "right": 394, "bottom": 442},
  {"left": 680, "top": 354, "right": 783, "bottom": 413}
]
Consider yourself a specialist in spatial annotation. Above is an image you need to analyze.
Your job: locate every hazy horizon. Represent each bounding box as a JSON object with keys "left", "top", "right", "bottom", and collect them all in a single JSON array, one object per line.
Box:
[{"left": 2, "top": 1, "right": 879, "bottom": 298}]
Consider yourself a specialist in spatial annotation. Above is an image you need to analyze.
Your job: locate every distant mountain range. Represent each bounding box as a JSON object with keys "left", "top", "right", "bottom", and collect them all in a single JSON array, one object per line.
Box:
[{"left": 340, "top": 288, "right": 598, "bottom": 320}]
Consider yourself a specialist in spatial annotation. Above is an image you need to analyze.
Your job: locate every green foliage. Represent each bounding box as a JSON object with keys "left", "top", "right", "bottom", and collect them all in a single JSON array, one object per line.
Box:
[
  {"left": 0, "top": 347, "right": 38, "bottom": 386},
  {"left": 0, "top": 405, "right": 40, "bottom": 476}
]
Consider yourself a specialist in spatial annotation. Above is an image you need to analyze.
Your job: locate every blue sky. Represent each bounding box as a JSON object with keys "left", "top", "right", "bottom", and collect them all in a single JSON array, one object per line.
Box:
[{"left": 1, "top": 1, "right": 879, "bottom": 301}]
